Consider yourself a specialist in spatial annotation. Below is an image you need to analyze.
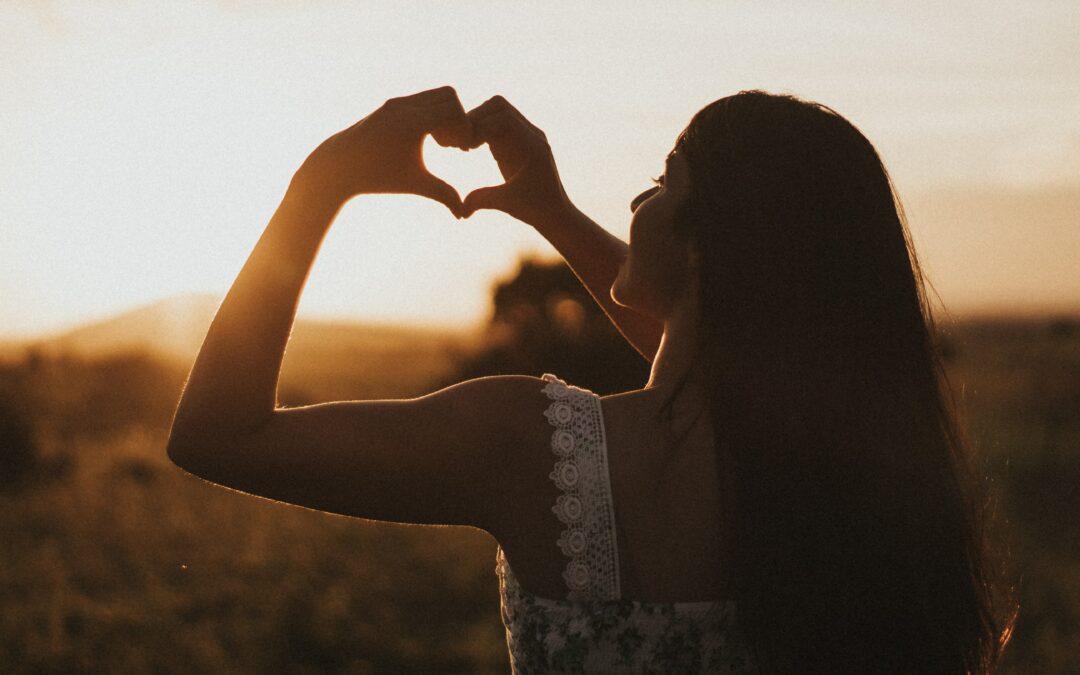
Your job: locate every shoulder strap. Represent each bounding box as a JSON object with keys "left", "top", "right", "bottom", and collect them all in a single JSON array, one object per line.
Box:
[{"left": 540, "top": 373, "right": 622, "bottom": 602}]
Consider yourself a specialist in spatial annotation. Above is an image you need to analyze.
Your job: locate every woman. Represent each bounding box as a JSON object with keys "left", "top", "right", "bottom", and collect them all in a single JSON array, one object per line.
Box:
[{"left": 167, "top": 86, "right": 1019, "bottom": 672}]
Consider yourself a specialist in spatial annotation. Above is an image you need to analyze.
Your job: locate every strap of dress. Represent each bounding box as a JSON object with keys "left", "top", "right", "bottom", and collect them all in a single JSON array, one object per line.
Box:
[{"left": 540, "top": 373, "right": 622, "bottom": 602}]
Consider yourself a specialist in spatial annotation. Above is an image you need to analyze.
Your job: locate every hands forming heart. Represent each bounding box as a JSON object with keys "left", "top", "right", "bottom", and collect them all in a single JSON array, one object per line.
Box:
[{"left": 295, "top": 86, "right": 572, "bottom": 226}]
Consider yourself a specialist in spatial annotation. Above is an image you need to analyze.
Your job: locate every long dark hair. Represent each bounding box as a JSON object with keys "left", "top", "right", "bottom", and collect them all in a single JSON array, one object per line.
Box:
[{"left": 664, "top": 90, "right": 1019, "bottom": 672}]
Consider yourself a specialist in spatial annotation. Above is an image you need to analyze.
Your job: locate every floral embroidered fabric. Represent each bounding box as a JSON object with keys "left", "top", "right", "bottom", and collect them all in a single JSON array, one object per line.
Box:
[{"left": 495, "top": 373, "right": 758, "bottom": 673}]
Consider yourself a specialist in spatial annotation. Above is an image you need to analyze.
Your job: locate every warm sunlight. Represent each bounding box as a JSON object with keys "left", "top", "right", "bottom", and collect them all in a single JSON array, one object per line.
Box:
[
  {"left": 3, "top": 4, "right": 1075, "bottom": 672},
  {"left": 3, "top": 2, "right": 1078, "bottom": 340}
]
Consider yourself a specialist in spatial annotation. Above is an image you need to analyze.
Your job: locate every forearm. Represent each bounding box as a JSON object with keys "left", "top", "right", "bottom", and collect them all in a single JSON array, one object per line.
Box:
[
  {"left": 534, "top": 204, "right": 663, "bottom": 362},
  {"left": 169, "top": 176, "right": 341, "bottom": 446}
]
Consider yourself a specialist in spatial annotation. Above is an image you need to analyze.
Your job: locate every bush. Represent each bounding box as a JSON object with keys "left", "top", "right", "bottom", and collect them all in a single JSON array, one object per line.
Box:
[
  {"left": 443, "top": 255, "right": 650, "bottom": 393},
  {"left": 0, "top": 392, "right": 39, "bottom": 487}
]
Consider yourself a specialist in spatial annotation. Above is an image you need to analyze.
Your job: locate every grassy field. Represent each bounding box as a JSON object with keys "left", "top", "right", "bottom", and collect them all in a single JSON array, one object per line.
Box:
[{"left": 0, "top": 315, "right": 1076, "bottom": 672}]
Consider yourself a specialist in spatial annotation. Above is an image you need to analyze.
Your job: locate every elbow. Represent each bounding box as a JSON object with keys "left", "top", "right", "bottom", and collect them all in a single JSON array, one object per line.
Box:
[
  {"left": 166, "top": 434, "right": 224, "bottom": 483},
  {"left": 166, "top": 420, "right": 214, "bottom": 474},
  {"left": 166, "top": 404, "right": 205, "bottom": 470},
  {"left": 166, "top": 431, "right": 200, "bottom": 472},
  {"left": 166, "top": 415, "right": 268, "bottom": 476},
  {"left": 165, "top": 409, "right": 262, "bottom": 471}
]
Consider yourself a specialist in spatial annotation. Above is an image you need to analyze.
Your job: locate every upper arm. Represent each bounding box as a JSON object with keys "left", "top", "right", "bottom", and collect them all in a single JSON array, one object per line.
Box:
[{"left": 166, "top": 374, "right": 547, "bottom": 534}]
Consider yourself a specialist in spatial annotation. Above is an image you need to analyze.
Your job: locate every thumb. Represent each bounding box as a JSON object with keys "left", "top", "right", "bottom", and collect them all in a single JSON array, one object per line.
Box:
[
  {"left": 462, "top": 184, "right": 510, "bottom": 218},
  {"left": 415, "top": 172, "right": 463, "bottom": 219}
]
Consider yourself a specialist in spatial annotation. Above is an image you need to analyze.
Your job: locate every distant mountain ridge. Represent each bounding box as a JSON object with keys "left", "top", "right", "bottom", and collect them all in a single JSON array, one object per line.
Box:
[{"left": 0, "top": 293, "right": 478, "bottom": 368}]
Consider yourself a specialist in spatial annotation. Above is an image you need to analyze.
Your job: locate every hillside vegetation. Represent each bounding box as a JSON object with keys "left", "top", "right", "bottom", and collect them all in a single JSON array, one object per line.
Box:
[{"left": 0, "top": 272, "right": 1076, "bottom": 672}]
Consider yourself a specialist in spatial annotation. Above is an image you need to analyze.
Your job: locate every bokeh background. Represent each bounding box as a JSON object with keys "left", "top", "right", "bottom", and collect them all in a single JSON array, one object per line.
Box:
[{"left": 2, "top": 2, "right": 1077, "bottom": 672}]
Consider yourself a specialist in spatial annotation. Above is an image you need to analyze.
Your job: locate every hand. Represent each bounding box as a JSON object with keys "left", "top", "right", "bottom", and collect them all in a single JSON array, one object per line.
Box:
[
  {"left": 460, "top": 95, "right": 573, "bottom": 227},
  {"left": 295, "top": 86, "right": 473, "bottom": 218}
]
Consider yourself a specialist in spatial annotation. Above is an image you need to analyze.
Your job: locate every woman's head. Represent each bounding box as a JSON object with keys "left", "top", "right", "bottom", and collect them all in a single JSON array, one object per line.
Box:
[
  {"left": 624, "top": 90, "right": 1019, "bottom": 672},
  {"left": 614, "top": 90, "right": 917, "bottom": 331}
]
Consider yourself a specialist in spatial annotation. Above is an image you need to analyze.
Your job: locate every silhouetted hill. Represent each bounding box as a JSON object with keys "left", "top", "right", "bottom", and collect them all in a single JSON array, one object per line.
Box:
[
  {"left": 4, "top": 293, "right": 474, "bottom": 360},
  {"left": 0, "top": 294, "right": 481, "bottom": 402},
  {"left": 37, "top": 294, "right": 222, "bottom": 363}
]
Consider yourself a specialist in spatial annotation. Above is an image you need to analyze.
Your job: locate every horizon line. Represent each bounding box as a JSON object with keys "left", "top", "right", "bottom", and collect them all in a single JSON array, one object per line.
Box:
[{"left": 2, "top": 292, "right": 1079, "bottom": 344}]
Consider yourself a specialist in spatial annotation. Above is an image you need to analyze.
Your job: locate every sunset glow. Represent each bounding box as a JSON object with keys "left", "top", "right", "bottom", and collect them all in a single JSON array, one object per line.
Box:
[{"left": 3, "top": 2, "right": 1078, "bottom": 338}]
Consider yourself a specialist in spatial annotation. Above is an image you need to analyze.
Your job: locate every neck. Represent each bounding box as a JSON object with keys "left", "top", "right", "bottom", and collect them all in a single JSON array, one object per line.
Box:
[
  {"left": 646, "top": 284, "right": 708, "bottom": 398},
  {"left": 647, "top": 321, "right": 696, "bottom": 390},
  {"left": 642, "top": 284, "right": 715, "bottom": 447}
]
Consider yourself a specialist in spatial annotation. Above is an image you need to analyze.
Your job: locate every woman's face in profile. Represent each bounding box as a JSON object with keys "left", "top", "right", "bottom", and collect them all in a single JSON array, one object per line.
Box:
[{"left": 611, "top": 150, "right": 694, "bottom": 321}]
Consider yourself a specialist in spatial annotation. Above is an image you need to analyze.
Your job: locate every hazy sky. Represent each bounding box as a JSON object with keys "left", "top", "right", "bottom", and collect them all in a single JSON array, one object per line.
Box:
[{"left": 3, "top": 1, "right": 1078, "bottom": 338}]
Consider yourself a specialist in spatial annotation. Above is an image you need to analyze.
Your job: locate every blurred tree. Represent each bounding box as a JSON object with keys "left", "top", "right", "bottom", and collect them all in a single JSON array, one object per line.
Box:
[
  {"left": 0, "top": 390, "right": 38, "bottom": 487},
  {"left": 443, "top": 256, "right": 651, "bottom": 395}
]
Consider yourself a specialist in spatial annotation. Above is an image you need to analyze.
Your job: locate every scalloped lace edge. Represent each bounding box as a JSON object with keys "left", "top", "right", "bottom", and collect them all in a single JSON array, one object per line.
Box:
[{"left": 540, "top": 373, "right": 621, "bottom": 602}]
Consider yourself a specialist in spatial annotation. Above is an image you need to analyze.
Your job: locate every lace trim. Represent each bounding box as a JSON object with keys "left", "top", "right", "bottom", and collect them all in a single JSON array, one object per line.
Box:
[{"left": 540, "top": 373, "right": 621, "bottom": 602}]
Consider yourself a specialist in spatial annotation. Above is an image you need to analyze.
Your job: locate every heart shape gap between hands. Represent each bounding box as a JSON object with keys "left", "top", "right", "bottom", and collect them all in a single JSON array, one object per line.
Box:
[{"left": 422, "top": 135, "right": 504, "bottom": 215}]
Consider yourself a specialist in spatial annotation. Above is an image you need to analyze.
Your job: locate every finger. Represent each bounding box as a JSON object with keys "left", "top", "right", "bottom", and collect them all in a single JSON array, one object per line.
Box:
[
  {"left": 461, "top": 184, "right": 508, "bottom": 218},
  {"left": 395, "top": 85, "right": 458, "bottom": 106},
  {"left": 486, "top": 96, "right": 535, "bottom": 132},
  {"left": 465, "top": 95, "right": 505, "bottom": 121},
  {"left": 420, "top": 97, "right": 473, "bottom": 149},
  {"left": 415, "top": 171, "right": 464, "bottom": 219},
  {"left": 467, "top": 95, "right": 539, "bottom": 133},
  {"left": 469, "top": 108, "right": 522, "bottom": 146},
  {"left": 463, "top": 97, "right": 516, "bottom": 148},
  {"left": 466, "top": 98, "right": 545, "bottom": 150}
]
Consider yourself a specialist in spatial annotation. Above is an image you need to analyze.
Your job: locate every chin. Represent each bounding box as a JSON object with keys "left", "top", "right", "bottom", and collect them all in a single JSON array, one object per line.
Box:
[
  {"left": 610, "top": 273, "right": 636, "bottom": 310},
  {"left": 610, "top": 267, "right": 626, "bottom": 304},
  {"left": 609, "top": 284, "right": 627, "bottom": 309},
  {"left": 611, "top": 280, "right": 659, "bottom": 320}
]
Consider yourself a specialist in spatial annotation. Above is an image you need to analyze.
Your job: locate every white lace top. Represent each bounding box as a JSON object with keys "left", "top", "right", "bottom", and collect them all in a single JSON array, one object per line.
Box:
[{"left": 495, "top": 373, "right": 759, "bottom": 673}]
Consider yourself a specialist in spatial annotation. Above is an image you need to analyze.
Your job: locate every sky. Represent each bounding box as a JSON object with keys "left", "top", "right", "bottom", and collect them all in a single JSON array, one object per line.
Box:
[{"left": 3, "top": 1, "right": 1079, "bottom": 339}]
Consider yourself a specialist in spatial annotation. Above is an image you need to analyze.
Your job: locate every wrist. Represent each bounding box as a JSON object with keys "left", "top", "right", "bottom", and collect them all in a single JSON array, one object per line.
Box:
[
  {"left": 276, "top": 175, "right": 346, "bottom": 241},
  {"left": 529, "top": 197, "right": 581, "bottom": 234},
  {"left": 286, "top": 166, "right": 348, "bottom": 214}
]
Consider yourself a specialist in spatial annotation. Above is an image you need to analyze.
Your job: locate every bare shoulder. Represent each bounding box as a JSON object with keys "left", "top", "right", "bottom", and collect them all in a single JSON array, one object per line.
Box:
[
  {"left": 597, "top": 385, "right": 661, "bottom": 432},
  {"left": 424, "top": 374, "right": 552, "bottom": 435},
  {"left": 415, "top": 373, "right": 556, "bottom": 465},
  {"left": 446, "top": 374, "right": 570, "bottom": 538},
  {"left": 423, "top": 373, "right": 548, "bottom": 405},
  {"left": 426, "top": 373, "right": 563, "bottom": 451}
]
